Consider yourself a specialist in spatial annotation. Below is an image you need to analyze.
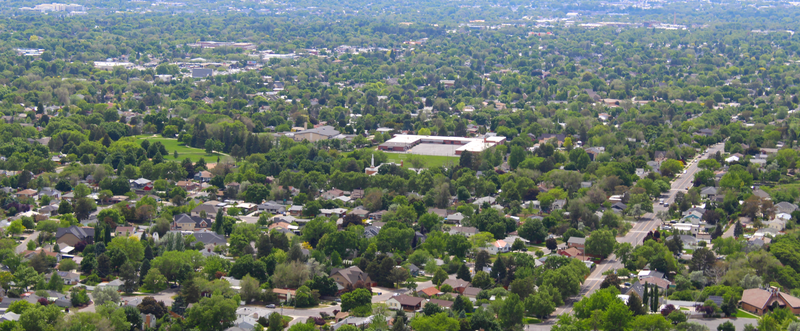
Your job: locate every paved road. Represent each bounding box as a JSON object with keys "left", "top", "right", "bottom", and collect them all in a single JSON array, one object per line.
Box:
[
  {"left": 556, "top": 142, "right": 725, "bottom": 316},
  {"left": 15, "top": 231, "right": 40, "bottom": 254}
]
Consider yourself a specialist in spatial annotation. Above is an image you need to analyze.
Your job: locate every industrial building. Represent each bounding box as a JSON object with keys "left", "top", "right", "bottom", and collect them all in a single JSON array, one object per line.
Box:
[{"left": 378, "top": 134, "right": 506, "bottom": 156}]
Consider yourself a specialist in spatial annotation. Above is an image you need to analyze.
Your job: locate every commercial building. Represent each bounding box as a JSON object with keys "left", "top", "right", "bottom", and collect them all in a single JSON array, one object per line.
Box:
[{"left": 378, "top": 134, "right": 506, "bottom": 156}]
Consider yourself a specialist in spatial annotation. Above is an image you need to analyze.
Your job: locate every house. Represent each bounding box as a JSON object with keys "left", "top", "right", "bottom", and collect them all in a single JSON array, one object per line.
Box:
[
  {"left": 320, "top": 208, "right": 347, "bottom": 217},
  {"left": 194, "top": 171, "right": 213, "bottom": 182},
  {"left": 740, "top": 287, "right": 800, "bottom": 315},
  {"left": 753, "top": 189, "right": 770, "bottom": 200},
  {"left": 46, "top": 271, "right": 80, "bottom": 285},
  {"left": 348, "top": 207, "right": 369, "bottom": 218},
  {"left": 288, "top": 205, "right": 304, "bottom": 216},
  {"left": 22, "top": 248, "right": 61, "bottom": 263},
  {"left": 700, "top": 187, "right": 718, "bottom": 199},
  {"left": 567, "top": 237, "right": 586, "bottom": 252},
  {"left": 462, "top": 287, "right": 481, "bottom": 298},
  {"left": 38, "top": 204, "right": 59, "bottom": 216},
  {"left": 193, "top": 231, "right": 227, "bottom": 246},
  {"left": 97, "top": 279, "right": 124, "bottom": 291},
  {"left": 640, "top": 276, "right": 672, "bottom": 290},
  {"left": 37, "top": 189, "right": 61, "bottom": 200},
  {"left": 191, "top": 203, "right": 218, "bottom": 218},
  {"left": 441, "top": 279, "right": 471, "bottom": 294},
  {"left": 142, "top": 313, "right": 157, "bottom": 330},
  {"left": 654, "top": 151, "right": 667, "bottom": 162},
  {"left": 131, "top": 178, "right": 153, "bottom": 190},
  {"left": 330, "top": 266, "right": 371, "bottom": 287},
  {"left": 637, "top": 269, "right": 665, "bottom": 281},
  {"left": 695, "top": 128, "right": 714, "bottom": 137},
  {"left": 427, "top": 298, "right": 454, "bottom": 309},
  {"left": 176, "top": 181, "right": 199, "bottom": 191},
  {"left": 407, "top": 264, "right": 421, "bottom": 276},
  {"left": 445, "top": 212, "right": 465, "bottom": 224},
  {"left": 259, "top": 202, "right": 286, "bottom": 214},
  {"left": 56, "top": 226, "right": 95, "bottom": 246},
  {"left": 114, "top": 227, "right": 136, "bottom": 237},
  {"left": 386, "top": 294, "right": 424, "bottom": 311},
  {"left": 173, "top": 214, "right": 212, "bottom": 231},
  {"left": 611, "top": 202, "right": 627, "bottom": 213},
  {"left": 559, "top": 247, "right": 584, "bottom": 259},
  {"left": 16, "top": 189, "right": 37, "bottom": 199},
  {"left": 364, "top": 226, "right": 380, "bottom": 238},
  {"left": 427, "top": 208, "right": 448, "bottom": 218},
  {"left": 273, "top": 288, "right": 296, "bottom": 303},
  {"left": 418, "top": 286, "right": 442, "bottom": 297},
  {"left": 333, "top": 315, "right": 387, "bottom": 330},
  {"left": 321, "top": 189, "right": 345, "bottom": 200},
  {"left": 775, "top": 202, "right": 799, "bottom": 214},
  {"left": 552, "top": 199, "right": 567, "bottom": 210},
  {"left": 293, "top": 126, "right": 341, "bottom": 142},
  {"left": 448, "top": 226, "right": 478, "bottom": 237},
  {"left": 369, "top": 210, "right": 388, "bottom": 221},
  {"left": 236, "top": 202, "right": 258, "bottom": 214},
  {"left": 486, "top": 240, "right": 511, "bottom": 254},
  {"left": 472, "top": 196, "right": 496, "bottom": 206},
  {"left": 350, "top": 189, "right": 365, "bottom": 199}
]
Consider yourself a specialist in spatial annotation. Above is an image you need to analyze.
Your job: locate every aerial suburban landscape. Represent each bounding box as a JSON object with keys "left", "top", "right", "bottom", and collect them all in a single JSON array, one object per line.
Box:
[{"left": 1, "top": 0, "right": 800, "bottom": 330}]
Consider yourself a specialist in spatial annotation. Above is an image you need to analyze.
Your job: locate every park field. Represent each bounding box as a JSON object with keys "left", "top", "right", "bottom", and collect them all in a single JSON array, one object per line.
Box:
[
  {"left": 383, "top": 152, "right": 459, "bottom": 169},
  {"left": 134, "top": 135, "right": 232, "bottom": 163}
]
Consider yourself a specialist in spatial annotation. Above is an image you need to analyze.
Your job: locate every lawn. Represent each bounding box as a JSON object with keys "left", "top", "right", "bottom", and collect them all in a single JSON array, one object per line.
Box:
[
  {"left": 383, "top": 152, "right": 459, "bottom": 169},
  {"left": 134, "top": 135, "right": 232, "bottom": 163},
  {"left": 523, "top": 318, "right": 542, "bottom": 324},
  {"left": 734, "top": 309, "right": 758, "bottom": 319}
]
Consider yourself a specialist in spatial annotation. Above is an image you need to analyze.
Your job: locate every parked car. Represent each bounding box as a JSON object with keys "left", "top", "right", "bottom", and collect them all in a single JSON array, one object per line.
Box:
[{"left": 266, "top": 304, "right": 276, "bottom": 308}]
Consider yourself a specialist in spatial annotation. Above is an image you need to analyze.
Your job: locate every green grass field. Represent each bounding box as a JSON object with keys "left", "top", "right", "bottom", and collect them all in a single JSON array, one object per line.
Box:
[
  {"left": 134, "top": 135, "right": 232, "bottom": 163},
  {"left": 734, "top": 309, "right": 758, "bottom": 319},
  {"left": 383, "top": 153, "right": 459, "bottom": 169}
]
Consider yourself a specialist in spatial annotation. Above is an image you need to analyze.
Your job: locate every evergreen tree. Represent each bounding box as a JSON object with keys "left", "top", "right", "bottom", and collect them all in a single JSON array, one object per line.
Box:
[
  {"left": 627, "top": 292, "right": 646, "bottom": 316},
  {"left": 475, "top": 250, "right": 490, "bottom": 273},
  {"left": 490, "top": 257, "right": 505, "bottom": 281},
  {"left": 120, "top": 262, "right": 138, "bottom": 293},
  {"left": 97, "top": 253, "right": 111, "bottom": 278},
  {"left": 144, "top": 244, "right": 154, "bottom": 261},
  {"left": 734, "top": 221, "right": 743, "bottom": 237},
  {"left": 257, "top": 234, "right": 272, "bottom": 259},
  {"left": 181, "top": 275, "right": 201, "bottom": 304},
  {"left": 171, "top": 295, "right": 187, "bottom": 315},
  {"left": 456, "top": 263, "right": 472, "bottom": 282},
  {"left": 139, "top": 259, "right": 151, "bottom": 286},
  {"left": 214, "top": 209, "right": 224, "bottom": 234}
]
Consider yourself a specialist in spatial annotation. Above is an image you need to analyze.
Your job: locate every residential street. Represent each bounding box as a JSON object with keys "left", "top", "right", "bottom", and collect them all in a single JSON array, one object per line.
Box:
[{"left": 555, "top": 142, "right": 725, "bottom": 316}]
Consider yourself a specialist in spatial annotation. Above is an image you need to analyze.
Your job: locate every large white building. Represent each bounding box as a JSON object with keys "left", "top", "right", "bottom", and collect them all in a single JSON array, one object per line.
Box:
[{"left": 378, "top": 134, "right": 506, "bottom": 156}]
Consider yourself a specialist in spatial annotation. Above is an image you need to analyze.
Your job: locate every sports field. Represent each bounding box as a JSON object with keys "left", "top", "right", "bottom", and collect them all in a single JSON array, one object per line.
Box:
[
  {"left": 383, "top": 152, "right": 458, "bottom": 169},
  {"left": 134, "top": 135, "right": 232, "bottom": 163}
]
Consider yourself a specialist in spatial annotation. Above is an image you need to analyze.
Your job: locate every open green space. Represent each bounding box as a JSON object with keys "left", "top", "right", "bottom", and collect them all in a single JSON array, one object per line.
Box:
[
  {"left": 383, "top": 153, "right": 459, "bottom": 169},
  {"left": 134, "top": 135, "right": 232, "bottom": 163}
]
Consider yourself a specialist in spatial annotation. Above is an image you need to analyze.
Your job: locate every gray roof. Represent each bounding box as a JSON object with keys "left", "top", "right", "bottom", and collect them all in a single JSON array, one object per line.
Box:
[
  {"left": 567, "top": 236, "right": 586, "bottom": 245},
  {"left": 56, "top": 226, "right": 94, "bottom": 241},
  {"left": 297, "top": 125, "right": 340, "bottom": 137},
  {"left": 194, "top": 232, "right": 227, "bottom": 245}
]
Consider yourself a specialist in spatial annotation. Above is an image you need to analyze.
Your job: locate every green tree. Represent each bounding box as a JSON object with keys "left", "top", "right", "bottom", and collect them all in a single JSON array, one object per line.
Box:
[
  {"left": 142, "top": 268, "right": 168, "bottom": 293},
  {"left": 585, "top": 229, "right": 615, "bottom": 258},
  {"left": 409, "top": 312, "right": 460, "bottom": 331},
  {"left": 185, "top": 293, "right": 238, "bottom": 331},
  {"left": 603, "top": 300, "right": 633, "bottom": 331},
  {"left": 498, "top": 293, "right": 524, "bottom": 330},
  {"left": 341, "top": 288, "right": 372, "bottom": 314}
]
